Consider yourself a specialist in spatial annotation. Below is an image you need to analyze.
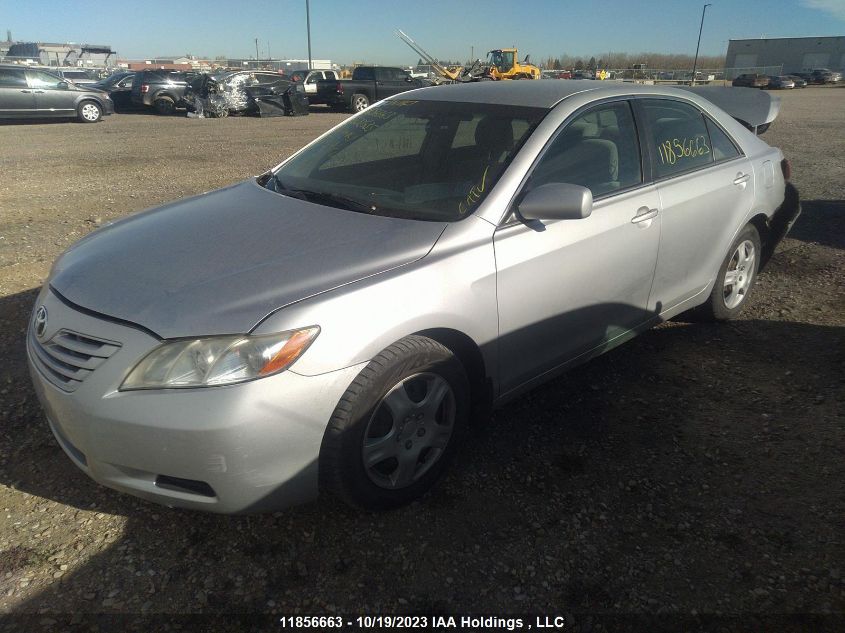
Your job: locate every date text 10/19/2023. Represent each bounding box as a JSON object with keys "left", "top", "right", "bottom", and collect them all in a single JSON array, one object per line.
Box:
[{"left": 278, "top": 615, "right": 567, "bottom": 630}]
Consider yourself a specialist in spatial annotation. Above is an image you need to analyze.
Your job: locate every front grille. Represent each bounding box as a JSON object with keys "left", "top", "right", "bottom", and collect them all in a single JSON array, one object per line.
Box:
[{"left": 29, "top": 329, "right": 121, "bottom": 392}]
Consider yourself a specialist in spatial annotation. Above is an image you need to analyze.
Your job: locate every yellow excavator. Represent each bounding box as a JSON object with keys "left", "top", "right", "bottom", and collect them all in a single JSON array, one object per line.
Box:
[{"left": 395, "top": 29, "right": 540, "bottom": 82}]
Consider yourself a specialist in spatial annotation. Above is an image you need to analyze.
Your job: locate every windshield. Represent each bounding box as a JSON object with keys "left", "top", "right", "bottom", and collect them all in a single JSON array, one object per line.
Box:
[
  {"left": 489, "top": 51, "right": 515, "bottom": 73},
  {"left": 265, "top": 99, "right": 546, "bottom": 221}
]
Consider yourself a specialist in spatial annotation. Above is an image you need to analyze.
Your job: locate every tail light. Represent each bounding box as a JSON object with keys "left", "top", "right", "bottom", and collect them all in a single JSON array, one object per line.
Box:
[
  {"left": 335, "top": 82, "right": 344, "bottom": 94},
  {"left": 781, "top": 158, "right": 792, "bottom": 181},
  {"left": 140, "top": 84, "right": 149, "bottom": 93}
]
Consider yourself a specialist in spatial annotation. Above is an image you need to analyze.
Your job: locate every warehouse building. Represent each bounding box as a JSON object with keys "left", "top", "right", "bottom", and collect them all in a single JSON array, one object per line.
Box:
[{"left": 725, "top": 36, "right": 845, "bottom": 77}]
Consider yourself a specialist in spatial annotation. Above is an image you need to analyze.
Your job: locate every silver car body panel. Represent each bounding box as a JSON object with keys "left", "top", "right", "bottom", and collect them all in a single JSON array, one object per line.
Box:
[
  {"left": 29, "top": 81, "right": 792, "bottom": 512},
  {"left": 49, "top": 180, "right": 447, "bottom": 339}
]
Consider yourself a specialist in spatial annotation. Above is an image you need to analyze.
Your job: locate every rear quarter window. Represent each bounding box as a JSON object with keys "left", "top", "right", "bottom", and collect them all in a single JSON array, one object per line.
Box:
[{"left": 705, "top": 117, "right": 741, "bottom": 162}]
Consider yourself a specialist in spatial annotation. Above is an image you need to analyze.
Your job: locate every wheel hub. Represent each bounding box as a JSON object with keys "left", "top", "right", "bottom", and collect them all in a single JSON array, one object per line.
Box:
[{"left": 362, "top": 372, "right": 455, "bottom": 490}]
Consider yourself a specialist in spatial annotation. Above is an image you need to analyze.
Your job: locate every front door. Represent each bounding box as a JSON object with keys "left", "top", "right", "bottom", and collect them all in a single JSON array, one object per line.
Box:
[
  {"left": 0, "top": 67, "right": 35, "bottom": 117},
  {"left": 494, "top": 100, "right": 661, "bottom": 395}
]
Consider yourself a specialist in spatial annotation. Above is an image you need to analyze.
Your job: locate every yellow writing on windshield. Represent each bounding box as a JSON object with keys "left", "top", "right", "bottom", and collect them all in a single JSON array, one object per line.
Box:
[{"left": 458, "top": 166, "right": 490, "bottom": 215}]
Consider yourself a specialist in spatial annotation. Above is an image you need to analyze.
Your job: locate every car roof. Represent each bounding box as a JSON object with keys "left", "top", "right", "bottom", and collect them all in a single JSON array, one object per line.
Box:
[{"left": 405, "top": 80, "right": 723, "bottom": 109}]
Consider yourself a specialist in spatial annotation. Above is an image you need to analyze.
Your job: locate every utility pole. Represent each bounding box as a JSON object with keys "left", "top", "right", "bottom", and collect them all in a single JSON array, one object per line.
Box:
[
  {"left": 691, "top": 3, "right": 711, "bottom": 85},
  {"left": 268, "top": 41, "right": 271, "bottom": 60},
  {"left": 254, "top": 37, "right": 259, "bottom": 61},
  {"left": 471, "top": 46, "right": 474, "bottom": 62},
  {"left": 306, "top": 0, "right": 313, "bottom": 69}
]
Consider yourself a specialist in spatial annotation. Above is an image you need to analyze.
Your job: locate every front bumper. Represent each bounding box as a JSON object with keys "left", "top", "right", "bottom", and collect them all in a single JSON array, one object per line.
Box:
[
  {"left": 102, "top": 98, "right": 115, "bottom": 115},
  {"left": 26, "top": 287, "right": 364, "bottom": 514}
]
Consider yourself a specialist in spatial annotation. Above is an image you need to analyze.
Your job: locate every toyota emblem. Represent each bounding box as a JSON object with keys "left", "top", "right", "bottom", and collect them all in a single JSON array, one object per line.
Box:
[{"left": 34, "top": 306, "right": 48, "bottom": 339}]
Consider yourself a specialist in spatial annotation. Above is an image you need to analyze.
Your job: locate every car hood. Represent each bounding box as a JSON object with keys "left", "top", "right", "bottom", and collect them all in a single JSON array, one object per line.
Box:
[{"left": 50, "top": 180, "right": 447, "bottom": 339}]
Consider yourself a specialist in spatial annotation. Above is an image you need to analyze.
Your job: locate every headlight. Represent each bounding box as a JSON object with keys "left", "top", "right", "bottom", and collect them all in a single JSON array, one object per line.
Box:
[{"left": 120, "top": 326, "right": 319, "bottom": 390}]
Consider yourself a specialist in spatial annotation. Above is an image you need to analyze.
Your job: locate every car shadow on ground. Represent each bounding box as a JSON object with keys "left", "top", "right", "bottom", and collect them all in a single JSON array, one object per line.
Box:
[
  {"left": 787, "top": 199, "right": 844, "bottom": 250},
  {"left": 0, "top": 274, "right": 842, "bottom": 629}
]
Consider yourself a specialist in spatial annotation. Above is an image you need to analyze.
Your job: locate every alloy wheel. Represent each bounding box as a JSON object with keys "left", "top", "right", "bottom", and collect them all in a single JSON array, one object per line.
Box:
[
  {"left": 723, "top": 239, "right": 756, "bottom": 309},
  {"left": 362, "top": 372, "right": 455, "bottom": 490}
]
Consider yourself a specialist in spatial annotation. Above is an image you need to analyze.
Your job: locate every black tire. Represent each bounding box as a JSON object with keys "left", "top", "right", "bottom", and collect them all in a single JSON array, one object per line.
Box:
[
  {"left": 76, "top": 100, "right": 102, "bottom": 123},
  {"left": 697, "top": 224, "right": 762, "bottom": 321},
  {"left": 350, "top": 93, "right": 369, "bottom": 113},
  {"left": 319, "top": 335, "right": 469, "bottom": 510},
  {"left": 154, "top": 96, "right": 176, "bottom": 115}
]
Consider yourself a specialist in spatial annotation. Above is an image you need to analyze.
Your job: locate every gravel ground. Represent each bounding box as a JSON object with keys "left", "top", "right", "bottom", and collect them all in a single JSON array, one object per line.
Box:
[{"left": 0, "top": 90, "right": 843, "bottom": 630}]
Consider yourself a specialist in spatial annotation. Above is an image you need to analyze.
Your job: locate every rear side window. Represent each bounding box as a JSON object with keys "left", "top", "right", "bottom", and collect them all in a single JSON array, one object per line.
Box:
[
  {"left": 0, "top": 68, "right": 26, "bottom": 87},
  {"left": 641, "top": 99, "right": 713, "bottom": 178},
  {"left": 705, "top": 117, "right": 740, "bottom": 162},
  {"left": 355, "top": 67, "right": 374, "bottom": 81}
]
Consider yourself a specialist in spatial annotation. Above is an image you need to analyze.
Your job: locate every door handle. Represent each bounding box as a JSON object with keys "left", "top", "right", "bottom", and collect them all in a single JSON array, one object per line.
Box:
[
  {"left": 32, "top": 89, "right": 45, "bottom": 94},
  {"left": 20, "top": 89, "right": 31, "bottom": 93},
  {"left": 631, "top": 206, "right": 659, "bottom": 223},
  {"left": 733, "top": 172, "right": 751, "bottom": 185}
]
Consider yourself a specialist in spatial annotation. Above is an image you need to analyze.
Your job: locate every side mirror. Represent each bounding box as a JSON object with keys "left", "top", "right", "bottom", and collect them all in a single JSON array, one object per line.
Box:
[
  {"left": 517, "top": 183, "right": 593, "bottom": 221},
  {"left": 58, "top": 81, "right": 70, "bottom": 90}
]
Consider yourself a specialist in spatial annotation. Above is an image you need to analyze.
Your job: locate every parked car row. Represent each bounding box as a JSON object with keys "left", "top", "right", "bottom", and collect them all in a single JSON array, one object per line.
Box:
[
  {"left": 0, "top": 65, "right": 329, "bottom": 120},
  {"left": 732, "top": 68, "right": 841, "bottom": 89}
]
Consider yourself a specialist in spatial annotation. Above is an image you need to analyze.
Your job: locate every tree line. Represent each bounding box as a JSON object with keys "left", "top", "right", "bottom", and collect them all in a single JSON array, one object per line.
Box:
[{"left": 541, "top": 52, "right": 725, "bottom": 70}]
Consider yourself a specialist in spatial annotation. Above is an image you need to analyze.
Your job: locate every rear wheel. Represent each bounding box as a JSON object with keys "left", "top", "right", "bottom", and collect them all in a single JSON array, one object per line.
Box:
[
  {"left": 698, "top": 224, "right": 761, "bottom": 321},
  {"left": 320, "top": 335, "right": 469, "bottom": 510},
  {"left": 77, "top": 100, "right": 102, "bottom": 123},
  {"left": 154, "top": 96, "right": 176, "bottom": 115},
  {"left": 351, "top": 93, "right": 369, "bottom": 112}
]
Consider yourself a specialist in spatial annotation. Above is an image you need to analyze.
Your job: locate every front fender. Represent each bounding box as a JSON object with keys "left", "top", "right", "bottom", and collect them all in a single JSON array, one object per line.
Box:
[{"left": 251, "top": 217, "right": 499, "bottom": 380}]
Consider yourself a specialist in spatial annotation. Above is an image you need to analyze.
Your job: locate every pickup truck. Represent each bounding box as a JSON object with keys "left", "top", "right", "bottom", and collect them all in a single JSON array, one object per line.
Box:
[{"left": 316, "top": 66, "right": 425, "bottom": 112}]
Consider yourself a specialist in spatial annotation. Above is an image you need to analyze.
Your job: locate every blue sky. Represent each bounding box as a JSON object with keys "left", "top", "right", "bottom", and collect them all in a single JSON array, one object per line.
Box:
[{"left": 3, "top": 0, "right": 844, "bottom": 63}]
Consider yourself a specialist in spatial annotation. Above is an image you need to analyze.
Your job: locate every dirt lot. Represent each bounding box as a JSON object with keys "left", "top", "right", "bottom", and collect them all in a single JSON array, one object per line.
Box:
[{"left": 0, "top": 90, "right": 843, "bottom": 630}]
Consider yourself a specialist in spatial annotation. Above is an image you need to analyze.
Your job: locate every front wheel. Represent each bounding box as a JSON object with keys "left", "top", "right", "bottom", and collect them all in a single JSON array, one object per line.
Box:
[
  {"left": 350, "top": 93, "right": 369, "bottom": 112},
  {"left": 698, "top": 224, "right": 761, "bottom": 321},
  {"left": 154, "top": 96, "right": 176, "bottom": 115},
  {"left": 319, "top": 335, "right": 469, "bottom": 510},
  {"left": 77, "top": 100, "right": 102, "bottom": 123}
]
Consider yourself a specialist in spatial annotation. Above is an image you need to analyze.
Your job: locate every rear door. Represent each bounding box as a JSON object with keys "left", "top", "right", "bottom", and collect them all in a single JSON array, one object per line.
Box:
[
  {"left": 0, "top": 67, "right": 34, "bottom": 117},
  {"left": 27, "top": 69, "right": 76, "bottom": 117},
  {"left": 638, "top": 98, "right": 755, "bottom": 311},
  {"left": 375, "top": 68, "right": 410, "bottom": 99}
]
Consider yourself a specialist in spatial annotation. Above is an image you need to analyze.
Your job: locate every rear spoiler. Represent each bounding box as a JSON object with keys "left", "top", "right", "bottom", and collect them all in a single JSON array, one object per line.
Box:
[{"left": 676, "top": 86, "right": 780, "bottom": 135}]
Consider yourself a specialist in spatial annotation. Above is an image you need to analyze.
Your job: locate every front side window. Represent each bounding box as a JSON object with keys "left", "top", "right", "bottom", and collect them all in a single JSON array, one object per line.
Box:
[
  {"left": 641, "top": 99, "right": 714, "bottom": 178},
  {"left": 528, "top": 101, "right": 642, "bottom": 198},
  {"left": 266, "top": 99, "right": 545, "bottom": 221},
  {"left": 28, "top": 70, "right": 65, "bottom": 89}
]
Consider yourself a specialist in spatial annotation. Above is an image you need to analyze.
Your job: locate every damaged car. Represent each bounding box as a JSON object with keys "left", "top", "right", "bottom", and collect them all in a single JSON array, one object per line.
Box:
[
  {"left": 183, "top": 70, "right": 305, "bottom": 117},
  {"left": 28, "top": 81, "right": 800, "bottom": 514}
]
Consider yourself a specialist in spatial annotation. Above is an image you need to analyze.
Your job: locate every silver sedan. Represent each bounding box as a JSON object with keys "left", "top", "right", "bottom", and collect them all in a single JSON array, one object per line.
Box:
[{"left": 28, "top": 81, "right": 800, "bottom": 513}]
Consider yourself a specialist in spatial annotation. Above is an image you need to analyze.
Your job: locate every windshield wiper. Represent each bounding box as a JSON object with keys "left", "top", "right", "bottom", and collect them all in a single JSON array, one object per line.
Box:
[
  {"left": 292, "top": 189, "right": 376, "bottom": 214},
  {"left": 268, "top": 175, "right": 376, "bottom": 214}
]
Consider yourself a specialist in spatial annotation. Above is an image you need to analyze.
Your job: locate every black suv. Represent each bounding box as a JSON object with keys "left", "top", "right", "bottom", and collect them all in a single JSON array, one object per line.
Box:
[{"left": 131, "top": 69, "right": 194, "bottom": 115}]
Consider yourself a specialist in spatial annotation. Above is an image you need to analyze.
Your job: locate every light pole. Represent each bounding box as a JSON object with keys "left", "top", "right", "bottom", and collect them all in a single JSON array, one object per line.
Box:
[
  {"left": 691, "top": 3, "right": 712, "bottom": 85},
  {"left": 306, "top": 0, "right": 312, "bottom": 70},
  {"left": 254, "top": 37, "right": 259, "bottom": 62}
]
